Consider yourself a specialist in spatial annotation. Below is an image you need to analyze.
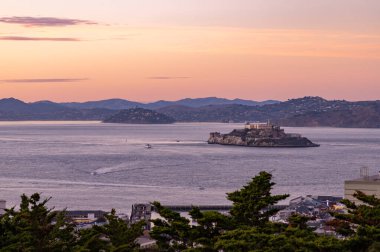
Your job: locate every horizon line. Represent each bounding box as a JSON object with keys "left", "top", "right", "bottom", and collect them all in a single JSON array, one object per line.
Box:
[{"left": 1, "top": 96, "right": 379, "bottom": 104}]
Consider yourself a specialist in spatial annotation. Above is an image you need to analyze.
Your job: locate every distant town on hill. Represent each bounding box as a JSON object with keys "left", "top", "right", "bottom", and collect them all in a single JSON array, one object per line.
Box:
[{"left": 0, "top": 96, "right": 379, "bottom": 128}]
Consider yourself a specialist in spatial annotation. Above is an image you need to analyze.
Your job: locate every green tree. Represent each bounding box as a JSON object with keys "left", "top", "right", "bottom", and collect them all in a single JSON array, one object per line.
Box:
[
  {"left": 76, "top": 209, "right": 144, "bottom": 252},
  {"left": 332, "top": 190, "right": 380, "bottom": 251},
  {"left": 188, "top": 207, "right": 234, "bottom": 251},
  {"left": 0, "top": 193, "right": 76, "bottom": 252},
  {"left": 74, "top": 227, "right": 109, "bottom": 252},
  {"left": 287, "top": 214, "right": 311, "bottom": 230},
  {"left": 227, "top": 171, "right": 289, "bottom": 228},
  {"left": 150, "top": 201, "right": 195, "bottom": 251},
  {"left": 150, "top": 171, "right": 292, "bottom": 251},
  {"left": 215, "top": 222, "right": 347, "bottom": 252}
]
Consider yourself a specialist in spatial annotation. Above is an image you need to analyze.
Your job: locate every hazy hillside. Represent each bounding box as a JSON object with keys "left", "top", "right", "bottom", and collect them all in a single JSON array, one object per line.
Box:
[
  {"left": 60, "top": 97, "right": 279, "bottom": 110},
  {"left": 157, "top": 97, "right": 380, "bottom": 128},
  {"left": 61, "top": 99, "right": 142, "bottom": 110},
  {"left": 157, "top": 104, "right": 268, "bottom": 122},
  {"left": 103, "top": 108, "right": 175, "bottom": 124},
  {"left": 0, "top": 97, "right": 379, "bottom": 127},
  {"left": 0, "top": 98, "right": 115, "bottom": 120},
  {"left": 278, "top": 103, "right": 380, "bottom": 128},
  {"left": 146, "top": 97, "right": 278, "bottom": 108}
]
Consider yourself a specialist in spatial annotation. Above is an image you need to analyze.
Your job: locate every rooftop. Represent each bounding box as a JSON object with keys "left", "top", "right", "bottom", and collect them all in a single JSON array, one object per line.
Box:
[{"left": 346, "top": 174, "right": 380, "bottom": 183}]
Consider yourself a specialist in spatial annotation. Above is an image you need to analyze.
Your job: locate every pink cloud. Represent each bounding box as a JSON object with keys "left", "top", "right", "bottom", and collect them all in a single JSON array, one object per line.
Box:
[
  {"left": 148, "top": 76, "right": 191, "bottom": 80},
  {"left": 0, "top": 36, "right": 80, "bottom": 41},
  {"left": 2, "top": 78, "right": 88, "bottom": 83},
  {"left": 0, "top": 16, "right": 97, "bottom": 27}
]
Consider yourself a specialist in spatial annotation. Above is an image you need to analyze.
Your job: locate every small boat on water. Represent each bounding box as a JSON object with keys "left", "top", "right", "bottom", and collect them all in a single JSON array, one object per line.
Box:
[{"left": 145, "top": 144, "right": 152, "bottom": 149}]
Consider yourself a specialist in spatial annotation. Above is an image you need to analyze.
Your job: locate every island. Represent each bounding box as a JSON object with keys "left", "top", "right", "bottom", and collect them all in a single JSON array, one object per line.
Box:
[
  {"left": 208, "top": 122, "right": 319, "bottom": 147},
  {"left": 103, "top": 108, "right": 175, "bottom": 124}
]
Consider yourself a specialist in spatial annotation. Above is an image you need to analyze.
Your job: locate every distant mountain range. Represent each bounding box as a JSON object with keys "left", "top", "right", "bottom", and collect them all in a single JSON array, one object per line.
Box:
[
  {"left": 61, "top": 97, "right": 279, "bottom": 110},
  {"left": 0, "top": 96, "right": 379, "bottom": 128},
  {"left": 157, "top": 97, "right": 380, "bottom": 128},
  {"left": 0, "top": 98, "right": 115, "bottom": 120}
]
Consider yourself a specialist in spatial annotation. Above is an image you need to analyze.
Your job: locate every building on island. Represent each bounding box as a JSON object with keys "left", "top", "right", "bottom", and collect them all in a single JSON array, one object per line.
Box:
[
  {"left": 344, "top": 171, "right": 380, "bottom": 205},
  {"left": 245, "top": 121, "right": 275, "bottom": 130},
  {"left": 244, "top": 122, "right": 304, "bottom": 139}
]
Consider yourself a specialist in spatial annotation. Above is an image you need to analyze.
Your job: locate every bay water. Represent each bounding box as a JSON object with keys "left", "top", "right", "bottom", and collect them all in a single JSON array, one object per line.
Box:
[{"left": 0, "top": 122, "right": 379, "bottom": 212}]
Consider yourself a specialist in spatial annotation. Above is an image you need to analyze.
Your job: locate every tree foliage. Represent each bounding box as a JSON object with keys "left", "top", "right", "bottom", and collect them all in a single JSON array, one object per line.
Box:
[
  {"left": 2, "top": 173, "right": 380, "bottom": 251},
  {"left": 331, "top": 190, "right": 380, "bottom": 251},
  {"left": 227, "top": 171, "right": 289, "bottom": 227},
  {"left": 0, "top": 193, "right": 75, "bottom": 252},
  {"left": 71, "top": 209, "right": 144, "bottom": 252},
  {"left": 151, "top": 171, "right": 294, "bottom": 251},
  {"left": 150, "top": 201, "right": 195, "bottom": 251},
  {"left": 99, "top": 209, "right": 145, "bottom": 251},
  {"left": 0, "top": 194, "right": 144, "bottom": 252}
]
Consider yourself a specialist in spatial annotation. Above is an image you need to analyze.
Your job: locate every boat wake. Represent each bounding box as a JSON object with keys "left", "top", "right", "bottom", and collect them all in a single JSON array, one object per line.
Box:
[
  {"left": 0, "top": 177, "right": 183, "bottom": 190},
  {"left": 91, "top": 160, "right": 211, "bottom": 175}
]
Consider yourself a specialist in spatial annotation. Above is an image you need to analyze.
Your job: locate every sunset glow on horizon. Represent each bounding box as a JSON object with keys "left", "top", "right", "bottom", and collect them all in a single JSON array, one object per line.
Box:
[{"left": 1, "top": 0, "right": 379, "bottom": 102}]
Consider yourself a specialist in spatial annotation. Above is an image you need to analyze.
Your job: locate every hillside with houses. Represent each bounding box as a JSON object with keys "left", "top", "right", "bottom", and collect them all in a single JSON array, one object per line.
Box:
[{"left": 0, "top": 96, "right": 379, "bottom": 128}]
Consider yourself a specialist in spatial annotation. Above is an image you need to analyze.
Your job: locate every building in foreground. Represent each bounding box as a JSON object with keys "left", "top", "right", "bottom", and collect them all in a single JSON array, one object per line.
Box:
[
  {"left": 345, "top": 172, "right": 380, "bottom": 204},
  {"left": 273, "top": 195, "right": 343, "bottom": 235},
  {"left": 0, "top": 200, "right": 5, "bottom": 215}
]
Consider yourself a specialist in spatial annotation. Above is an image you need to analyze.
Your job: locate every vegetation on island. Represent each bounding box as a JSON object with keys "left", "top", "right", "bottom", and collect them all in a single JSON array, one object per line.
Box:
[
  {"left": 103, "top": 108, "right": 175, "bottom": 124},
  {"left": 1, "top": 171, "right": 380, "bottom": 251}
]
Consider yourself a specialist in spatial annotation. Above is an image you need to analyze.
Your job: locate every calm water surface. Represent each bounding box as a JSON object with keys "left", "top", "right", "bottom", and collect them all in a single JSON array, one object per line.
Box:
[{"left": 0, "top": 122, "right": 379, "bottom": 212}]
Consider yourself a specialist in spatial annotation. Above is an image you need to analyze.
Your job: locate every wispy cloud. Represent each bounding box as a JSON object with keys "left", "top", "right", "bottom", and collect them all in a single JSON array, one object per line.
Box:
[
  {"left": 148, "top": 76, "right": 191, "bottom": 80},
  {"left": 0, "top": 36, "right": 80, "bottom": 41},
  {"left": 1, "top": 78, "right": 88, "bottom": 83},
  {"left": 0, "top": 16, "right": 97, "bottom": 27}
]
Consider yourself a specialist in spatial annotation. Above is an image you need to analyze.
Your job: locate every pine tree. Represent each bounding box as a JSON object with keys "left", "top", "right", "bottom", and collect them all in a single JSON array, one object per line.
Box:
[
  {"left": 76, "top": 209, "right": 144, "bottom": 251},
  {"left": 227, "top": 171, "right": 289, "bottom": 227},
  {"left": 332, "top": 190, "right": 380, "bottom": 251},
  {"left": 0, "top": 193, "right": 76, "bottom": 251}
]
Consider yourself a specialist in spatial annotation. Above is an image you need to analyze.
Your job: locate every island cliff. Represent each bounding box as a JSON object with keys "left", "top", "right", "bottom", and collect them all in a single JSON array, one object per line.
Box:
[{"left": 208, "top": 122, "right": 319, "bottom": 147}]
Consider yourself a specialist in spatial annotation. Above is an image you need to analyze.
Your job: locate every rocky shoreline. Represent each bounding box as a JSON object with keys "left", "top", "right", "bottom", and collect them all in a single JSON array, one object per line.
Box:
[{"left": 208, "top": 123, "right": 319, "bottom": 148}]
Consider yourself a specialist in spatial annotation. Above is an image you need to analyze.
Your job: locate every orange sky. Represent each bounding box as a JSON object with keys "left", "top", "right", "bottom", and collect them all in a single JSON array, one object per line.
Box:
[{"left": 0, "top": 0, "right": 379, "bottom": 102}]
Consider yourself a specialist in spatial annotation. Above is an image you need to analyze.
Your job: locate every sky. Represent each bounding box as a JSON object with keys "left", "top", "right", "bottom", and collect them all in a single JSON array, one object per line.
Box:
[{"left": 0, "top": 0, "right": 379, "bottom": 102}]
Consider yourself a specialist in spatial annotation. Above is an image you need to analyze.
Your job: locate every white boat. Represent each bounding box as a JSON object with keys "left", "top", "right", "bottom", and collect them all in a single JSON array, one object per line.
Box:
[{"left": 145, "top": 144, "right": 152, "bottom": 149}]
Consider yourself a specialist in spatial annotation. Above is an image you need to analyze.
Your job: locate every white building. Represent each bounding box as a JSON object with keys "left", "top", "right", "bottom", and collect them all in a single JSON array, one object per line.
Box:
[
  {"left": 245, "top": 121, "right": 274, "bottom": 130},
  {"left": 344, "top": 172, "right": 380, "bottom": 204}
]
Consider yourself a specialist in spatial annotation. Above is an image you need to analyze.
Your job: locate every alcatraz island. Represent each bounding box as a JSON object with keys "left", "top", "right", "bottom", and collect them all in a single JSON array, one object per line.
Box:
[{"left": 208, "top": 121, "right": 319, "bottom": 147}]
